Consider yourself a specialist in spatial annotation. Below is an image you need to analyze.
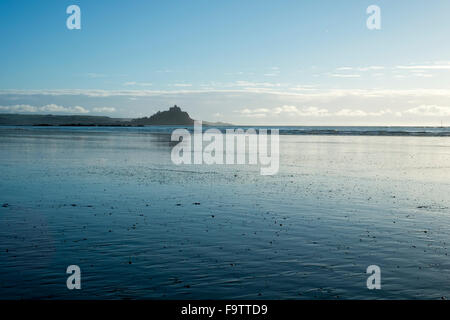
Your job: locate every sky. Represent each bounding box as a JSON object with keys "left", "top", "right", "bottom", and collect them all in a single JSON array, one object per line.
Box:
[{"left": 1, "top": 0, "right": 450, "bottom": 125}]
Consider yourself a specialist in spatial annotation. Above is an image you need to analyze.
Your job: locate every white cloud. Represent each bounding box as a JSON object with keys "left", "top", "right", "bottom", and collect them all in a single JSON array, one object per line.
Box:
[
  {"left": 290, "top": 85, "right": 318, "bottom": 91},
  {"left": 413, "top": 73, "right": 433, "bottom": 78},
  {"left": 329, "top": 73, "right": 361, "bottom": 78},
  {"left": 240, "top": 108, "right": 271, "bottom": 114},
  {"left": 40, "top": 104, "right": 89, "bottom": 114},
  {"left": 358, "top": 66, "right": 385, "bottom": 71},
  {"left": 224, "top": 71, "right": 245, "bottom": 76},
  {"left": 236, "top": 106, "right": 395, "bottom": 118},
  {"left": 173, "top": 83, "right": 193, "bottom": 87},
  {"left": 337, "top": 66, "right": 384, "bottom": 72},
  {"left": 244, "top": 113, "right": 267, "bottom": 118},
  {"left": 92, "top": 107, "right": 116, "bottom": 113},
  {"left": 123, "top": 82, "right": 153, "bottom": 87},
  {"left": 0, "top": 104, "right": 89, "bottom": 114},
  {"left": 334, "top": 109, "right": 368, "bottom": 117},
  {"left": 273, "top": 105, "right": 329, "bottom": 116},
  {"left": 238, "top": 108, "right": 271, "bottom": 118},
  {"left": 233, "top": 81, "right": 281, "bottom": 88},
  {"left": 396, "top": 65, "right": 450, "bottom": 70},
  {"left": 404, "top": 105, "right": 450, "bottom": 116},
  {"left": 0, "top": 105, "right": 38, "bottom": 113},
  {"left": 335, "top": 108, "right": 393, "bottom": 117}
]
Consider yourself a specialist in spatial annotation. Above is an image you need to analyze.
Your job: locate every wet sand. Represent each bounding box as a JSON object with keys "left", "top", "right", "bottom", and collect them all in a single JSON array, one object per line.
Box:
[{"left": 1, "top": 128, "right": 450, "bottom": 299}]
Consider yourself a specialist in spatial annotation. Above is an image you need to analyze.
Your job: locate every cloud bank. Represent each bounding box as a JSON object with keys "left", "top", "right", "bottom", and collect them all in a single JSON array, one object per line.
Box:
[{"left": 0, "top": 104, "right": 115, "bottom": 114}]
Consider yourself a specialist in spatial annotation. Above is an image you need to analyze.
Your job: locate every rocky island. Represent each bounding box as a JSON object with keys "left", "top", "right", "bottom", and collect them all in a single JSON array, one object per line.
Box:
[{"left": 130, "top": 105, "right": 194, "bottom": 126}]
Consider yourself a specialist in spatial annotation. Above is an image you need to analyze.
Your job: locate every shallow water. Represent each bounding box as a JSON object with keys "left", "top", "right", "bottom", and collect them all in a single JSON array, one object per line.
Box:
[{"left": 1, "top": 127, "right": 450, "bottom": 299}]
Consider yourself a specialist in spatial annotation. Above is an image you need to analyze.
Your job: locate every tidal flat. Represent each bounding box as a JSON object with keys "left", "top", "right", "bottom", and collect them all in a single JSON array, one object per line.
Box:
[{"left": 1, "top": 127, "right": 450, "bottom": 299}]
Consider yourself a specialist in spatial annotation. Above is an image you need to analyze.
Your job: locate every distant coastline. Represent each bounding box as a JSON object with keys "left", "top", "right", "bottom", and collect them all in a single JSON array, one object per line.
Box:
[
  {"left": 1, "top": 104, "right": 449, "bottom": 136},
  {"left": 0, "top": 105, "right": 230, "bottom": 127}
]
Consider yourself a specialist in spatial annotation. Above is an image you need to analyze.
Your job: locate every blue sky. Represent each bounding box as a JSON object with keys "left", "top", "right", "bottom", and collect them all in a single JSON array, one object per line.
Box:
[{"left": 1, "top": 0, "right": 450, "bottom": 125}]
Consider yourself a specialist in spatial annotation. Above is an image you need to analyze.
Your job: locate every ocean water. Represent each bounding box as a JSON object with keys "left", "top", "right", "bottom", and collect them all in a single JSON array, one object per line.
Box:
[
  {"left": 3, "top": 125, "right": 449, "bottom": 136},
  {"left": 0, "top": 126, "right": 450, "bottom": 299}
]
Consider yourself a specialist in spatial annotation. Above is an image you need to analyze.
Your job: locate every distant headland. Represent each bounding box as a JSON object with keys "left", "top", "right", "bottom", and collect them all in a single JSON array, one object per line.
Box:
[{"left": 0, "top": 105, "right": 230, "bottom": 127}]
